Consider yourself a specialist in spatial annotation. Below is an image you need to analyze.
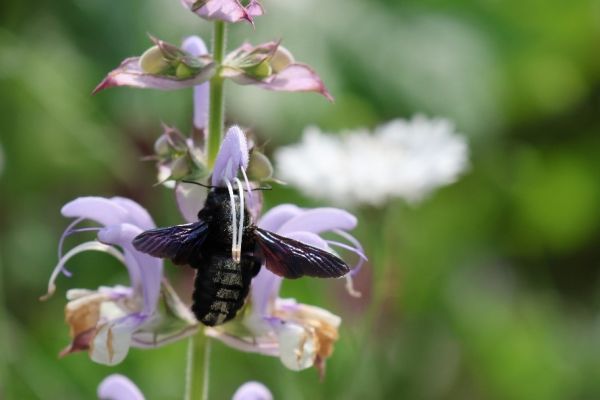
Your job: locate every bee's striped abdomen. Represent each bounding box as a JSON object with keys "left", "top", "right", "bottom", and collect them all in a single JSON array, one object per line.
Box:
[{"left": 191, "top": 253, "right": 256, "bottom": 326}]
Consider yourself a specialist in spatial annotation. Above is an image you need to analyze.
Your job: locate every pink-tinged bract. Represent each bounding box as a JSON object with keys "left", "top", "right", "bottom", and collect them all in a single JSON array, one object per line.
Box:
[
  {"left": 93, "top": 57, "right": 216, "bottom": 94},
  {"left": 223, "top": 42, "right": 334, "bottom": 101},
  {"left": 181, "top": 0, "right": 264, "bottom": 24}
]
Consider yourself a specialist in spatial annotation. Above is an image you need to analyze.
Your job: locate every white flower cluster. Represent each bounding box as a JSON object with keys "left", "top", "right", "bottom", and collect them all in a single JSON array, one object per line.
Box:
[{"left": 275, "top": 115, "right": 469, "bottom": 206}]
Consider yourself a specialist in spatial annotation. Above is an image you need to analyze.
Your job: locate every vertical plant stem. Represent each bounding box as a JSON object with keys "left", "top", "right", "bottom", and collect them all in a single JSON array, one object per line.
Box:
[
  {"left": 206, "top": 20, "right": 227, "bottom": 168},
  {"left": 186, "top": 331, "right": 211, "bottom": 400},
  {"left": 185, "top": 19, "right": 226, "bottom": 400}
]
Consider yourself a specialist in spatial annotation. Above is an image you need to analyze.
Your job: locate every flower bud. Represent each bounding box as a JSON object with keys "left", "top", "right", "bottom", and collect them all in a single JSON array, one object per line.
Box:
[
  {"left": 244, "top": 59, "right": 272, "bottom": 80},
  {"left": 154, "top": 134, "right": 171, "bottom": 157},
  {"left": 175, "top": 62, "right": 196, "bottom": 79},
  {"left": 248, "top": 150, "right": 273, "bottom": 181},
  {"left": 169, "top": 156, "right": 191, "bottom": 180},
  {"left": 139, "top": 46, "right": 170, "bottom": 75},
  {"left": 270, "top": 47, "right": 295, "bottom": 73}
]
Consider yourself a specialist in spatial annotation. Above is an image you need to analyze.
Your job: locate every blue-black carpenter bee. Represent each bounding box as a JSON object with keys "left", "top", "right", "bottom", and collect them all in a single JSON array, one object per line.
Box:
[{"left": 133, "top": 183, "right": 350, "bottom": 326}]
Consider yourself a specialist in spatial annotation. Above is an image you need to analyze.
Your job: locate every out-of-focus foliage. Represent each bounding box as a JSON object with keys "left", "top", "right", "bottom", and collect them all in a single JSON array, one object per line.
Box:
[{"left": 1, "top": 0, "right": 600, "bottom": 399}]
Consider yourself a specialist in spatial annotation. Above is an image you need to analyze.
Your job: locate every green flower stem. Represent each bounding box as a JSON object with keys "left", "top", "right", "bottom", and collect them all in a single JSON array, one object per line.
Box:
[
  {"left": 186, "top": 332, "right": 211, "bottom": 400},
  {"left": 206, "top": 20, "right": 227, "bottom": 168},
  {"left": 186, "top": 19, "right": 226, "bottom": 400}
]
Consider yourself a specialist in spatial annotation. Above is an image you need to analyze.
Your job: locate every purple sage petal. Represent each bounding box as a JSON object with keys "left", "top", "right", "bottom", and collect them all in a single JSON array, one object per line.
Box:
[
  {"left": 182, "top": 36, "right": 210, "bottom": 130},
  {"left": 211, "top": 126, "right": 249, "bottom": 186},
  {"left": 110, "top": 197, "right": 155, "bottom": 231},
  {"left": 285, "top": 231, "right": 329, "bottom": 250},
  {"left": 232, "top": 381, "right": 273, "bottom": 400},
  {"left": 257, "top": 204, "right": 302, "bottom": 232},
  {"left": 278, "top": 208, "right": 357, "bottom": 235},
  {"left": 175, "top": 182, "right": 208, "bottom": 223},
  {"left": 98, "top": 374, "right": 145, "bottom": 400},
  {"left": 93, "top": 58, "right": 216, "bottom": 94},
  {"left": 251, "top": 268, "right": 280, "bottom": 317},
  {"left": 181, "top": 0, "right": 264, "bottom": 24},
  {"left": 251, "top": 230, "right": 330, "bottom": 316},
  {"left": 62, "top": 197, "right": 131, "bottom": 227},
  {"left": 98, "top": 223, "right": 163, "bottom": 316}
]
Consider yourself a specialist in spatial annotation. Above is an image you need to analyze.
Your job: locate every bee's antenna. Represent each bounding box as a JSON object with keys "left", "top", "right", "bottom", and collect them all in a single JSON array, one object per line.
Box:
[
  {"left": 181, "top": 179, "right": 271, "bottom": 191},
  {"left": 181, "top": 180, "right": 215, "bottom": 189}
]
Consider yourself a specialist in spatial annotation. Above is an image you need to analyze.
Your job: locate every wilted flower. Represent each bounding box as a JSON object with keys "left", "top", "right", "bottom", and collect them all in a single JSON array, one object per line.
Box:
[
  {"left": 223, "top": 42, "right": 333, "bottom": 101},
  {"left": 42, "top": 197, "right": 198, "bottom": 365},
  {"left": 276, "top": 115, "right": 469, "bottom": 206},
  {"left": 94, "top": 36, "right": 215, "bottom": 94},
  {"left": 182, "top": 0, "right": 264, "bottom": 24},
  {"left": 206, "top": 203, "right": 365, "bottom": 375}
]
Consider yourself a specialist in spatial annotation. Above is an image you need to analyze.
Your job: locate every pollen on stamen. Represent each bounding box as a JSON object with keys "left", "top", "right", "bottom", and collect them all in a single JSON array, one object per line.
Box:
[{"left": 232, "top": 248, "right": 242, "bottom": 263}]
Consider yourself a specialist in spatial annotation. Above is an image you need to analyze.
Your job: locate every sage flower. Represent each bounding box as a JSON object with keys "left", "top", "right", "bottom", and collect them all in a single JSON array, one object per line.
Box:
[
  {"left": 206, "top": 204, "right": 365, "bottom": 374},
  {"left": 43, "top": 197, "right": 198, "bottom": 365},
  {"left": 182, "top": 0, "right": 264, "bottom": 24},
  {"left": 276, "top": 115, "right": 469, "bottom": 206}
]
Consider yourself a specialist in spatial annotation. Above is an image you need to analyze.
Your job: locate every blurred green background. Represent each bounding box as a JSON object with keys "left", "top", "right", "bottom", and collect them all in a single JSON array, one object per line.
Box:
[{"left": 1, "top": 0, "right": 600, "bottom": 398}]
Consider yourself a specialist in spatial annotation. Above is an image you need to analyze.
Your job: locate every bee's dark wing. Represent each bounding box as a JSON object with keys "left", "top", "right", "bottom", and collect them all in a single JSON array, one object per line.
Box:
[
  {"left": 133, "top": 220, "right": 209, "bottom": 265},
  {"left": 254, "top": 228, "right": 350, "bottom": 279}
]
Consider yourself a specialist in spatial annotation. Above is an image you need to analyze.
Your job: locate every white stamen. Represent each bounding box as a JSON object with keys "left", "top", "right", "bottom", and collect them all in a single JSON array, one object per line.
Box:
[
  {"left": 240, "top": 166, "right": 255, "bottom": 212},
  {"left": 234, "top": 178, "right": 245, "bottom": 264},
  {"left": 224, "top": 178, "right": 239, "bottom": 263},
  {"left": 41, "top": 241, "right": 125, "bottom": 301},
  {"left": 345, "top": 274, "right": 362, "bottom": 298}
]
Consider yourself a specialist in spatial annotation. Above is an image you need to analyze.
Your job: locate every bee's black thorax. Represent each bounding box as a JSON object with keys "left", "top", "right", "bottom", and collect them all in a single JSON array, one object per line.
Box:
[
  {"left": 191, "top": 187, "right": 260, "bottom": 326},
  {"left": 199, "top": 188, "right": 255, "bottom": 247}
]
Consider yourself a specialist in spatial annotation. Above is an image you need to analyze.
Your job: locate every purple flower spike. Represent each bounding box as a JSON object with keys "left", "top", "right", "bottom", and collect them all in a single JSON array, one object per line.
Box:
[
  {"left": 211, "top": 126, "right": 249, "bottom": 186},
  {"left": 98, "top": 374, "right": 145, "bottom": 400},
  {"left": 182, "top": 36, "right": 210, "bottom": 130},
  {"left": 223, "top": 43, "right": 333, "bottom": 101},
  {"left": 44, "top": 196, "right": 198, "bottom": 366},
  {"left": 182, "top": 0, "right": 264, "bottom": 24},
  {"left": 232, "top": 381, "right": 273, "bottom": 400}
]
